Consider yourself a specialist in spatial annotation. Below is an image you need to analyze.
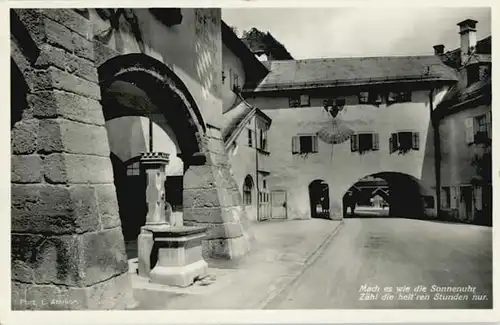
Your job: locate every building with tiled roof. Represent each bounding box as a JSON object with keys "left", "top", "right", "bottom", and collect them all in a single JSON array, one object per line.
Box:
[
  {"left": 222, "top": 16, "right": 490, "bottom": 225},
  {"left": 432, "top": 19, "right": 492, "bottom": 226}
]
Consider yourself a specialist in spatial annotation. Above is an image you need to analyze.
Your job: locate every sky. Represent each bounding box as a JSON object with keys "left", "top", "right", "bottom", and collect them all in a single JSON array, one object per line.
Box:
[{"left": 222, "top": 7, "right": 491, "bottom": 59}]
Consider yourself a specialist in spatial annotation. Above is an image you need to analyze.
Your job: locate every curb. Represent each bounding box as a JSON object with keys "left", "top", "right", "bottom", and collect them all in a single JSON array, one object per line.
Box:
[{"left": 258, "top": 220, "right": 345, "bottom": 309}]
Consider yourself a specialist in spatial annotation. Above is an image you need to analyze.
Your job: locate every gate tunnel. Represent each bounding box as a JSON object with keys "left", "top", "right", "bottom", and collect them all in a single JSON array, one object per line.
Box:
[{"left": 343, "top": 172, "right": 429, "bottom": 218}]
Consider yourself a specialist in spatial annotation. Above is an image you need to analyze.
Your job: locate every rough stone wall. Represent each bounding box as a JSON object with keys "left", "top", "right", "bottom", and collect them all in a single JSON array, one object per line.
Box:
[
  {"left": 183, "top": 126, "right": 254, "bottom": 260},
  {"left": 11, "top": 9, "right": 135, "bottom": 310}
]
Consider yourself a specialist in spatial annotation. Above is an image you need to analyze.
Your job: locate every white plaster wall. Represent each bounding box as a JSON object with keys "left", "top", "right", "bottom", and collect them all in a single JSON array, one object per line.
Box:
[
  {"left": 227, "top": 117, "right": 258, "bottom": 221},
  {"left": 106, "top": 115, "right": 183, "bottom": 176},
  {"left": 246, "top": 87, "right": 449, "bottom": 219},
  {"left": 221, "top": 43, "right": 246, "bottom": 113},
  {"left": 91, "top": 8, "right": 224, "bottom": 128}
]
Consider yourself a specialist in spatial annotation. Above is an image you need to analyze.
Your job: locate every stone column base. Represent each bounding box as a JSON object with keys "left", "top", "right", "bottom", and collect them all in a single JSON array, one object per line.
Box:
[
  {"left": 150, "top": 259, "right": 208, "bottom": 287},
  {"left": 147, "top": 225, "right": 208, "bottom": 287}
]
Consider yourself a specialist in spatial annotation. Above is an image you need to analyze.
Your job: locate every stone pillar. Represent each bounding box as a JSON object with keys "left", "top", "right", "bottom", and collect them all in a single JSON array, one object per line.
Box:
[
  {"left": 11, "top": 9, "right": 135, "bottom": 310},
  {"left": 183, "top": 126, "right": 255, "bottom": 260},
  {"left": 141, "top": 152, "right": 169, "bottom": 226},
  {"left": 137, "top": 152, "right": 169, "bottom": 277},
  {"left": 330, "top": 196, "right": 344, "bottom": 220}
]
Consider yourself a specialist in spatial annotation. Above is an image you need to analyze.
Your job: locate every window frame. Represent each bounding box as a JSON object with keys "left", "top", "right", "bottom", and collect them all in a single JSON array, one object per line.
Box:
[
  {"left": 243, "top": 176, "right": 254, "bottom": 205},
  {"left": 292, "top": 134, "right": 319, "bottom": 154},
  {"left": 247, "top": 128, "right": 253, "bottom": 147},
  {"left": 389, "top": 130, "right": 420, "bottom": 153},
  {"left": 350, "top": 132, "right": 379, "bottom": 153}
]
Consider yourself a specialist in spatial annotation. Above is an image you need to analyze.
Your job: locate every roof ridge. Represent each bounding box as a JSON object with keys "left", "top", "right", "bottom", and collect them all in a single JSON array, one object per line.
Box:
[{"left": 267, "top": 55, "right": 438, "bottom": 64}]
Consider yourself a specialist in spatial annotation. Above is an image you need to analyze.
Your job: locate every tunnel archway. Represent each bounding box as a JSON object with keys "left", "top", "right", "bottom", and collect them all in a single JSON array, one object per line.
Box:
[
  {"left": 342, "top": 172, "right": 427, "bottom": 218},
  {"left": 309, "top": 179, "right": 330, "bottom": 219}
]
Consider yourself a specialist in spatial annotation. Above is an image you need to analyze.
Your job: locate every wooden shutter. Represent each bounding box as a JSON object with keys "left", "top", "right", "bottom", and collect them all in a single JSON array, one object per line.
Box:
[
  {"left": 465, "top": 118, "right": 474, "bottom": 144},
  {"left": 389, "top": 133, "right": 397, "bottom": 153},
  {"left": 300, "top": 94, "right": 310, "bottom": 107},
  {"left": 351, "top": 134, "right": 359, "bottom": 152},
  {"left": 312, "top": 135, "right": 318, "bottom": 152},
  {"left": 372, "top": 133, "right": 379, "bottom": 150},
  {"left": 412, "top": 132, "right": 420, "bottom": 150},
  {"left": 475, "top": 186, "right": 483, "bottom": 210},
  {"left": 486, "top": 111, "right": 492, "bottom": 139},
  {"left": 292, "top": 136, "right": 299, "bottom": 154}
]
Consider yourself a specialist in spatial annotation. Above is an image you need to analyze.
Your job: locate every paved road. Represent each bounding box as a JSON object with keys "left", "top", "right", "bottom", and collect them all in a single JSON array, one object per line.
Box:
[{"left": 266, "top": 218, "right": 492, "bottom": 309}]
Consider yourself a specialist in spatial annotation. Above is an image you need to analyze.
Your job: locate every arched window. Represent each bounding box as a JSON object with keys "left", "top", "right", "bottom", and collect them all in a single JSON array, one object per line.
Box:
[{"left": 243, "top": 175, "right": 254, "bottom": 205}]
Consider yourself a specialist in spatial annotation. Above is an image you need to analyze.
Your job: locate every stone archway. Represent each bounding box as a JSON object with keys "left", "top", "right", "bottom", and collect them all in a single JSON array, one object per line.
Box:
[
  {"left": 98, "top": 53, "right": 253, "bottom": 260},
  {"left": 342, "top": 172, "right": 428, "bottom": 218},
  {"left": 98, "top": 53, "right": 205, "bottom": 160},
  {"left": 309, "top": 180, "right": 330, "bottom": 219}
]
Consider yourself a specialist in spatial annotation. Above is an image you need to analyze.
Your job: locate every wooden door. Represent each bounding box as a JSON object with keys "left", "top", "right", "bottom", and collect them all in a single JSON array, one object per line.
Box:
[
  {"left": 271, "top": 190, "right": 287, "bottom": 219},
  {"left": 460, "top": 185, "right": 474, "bottom": 221}
]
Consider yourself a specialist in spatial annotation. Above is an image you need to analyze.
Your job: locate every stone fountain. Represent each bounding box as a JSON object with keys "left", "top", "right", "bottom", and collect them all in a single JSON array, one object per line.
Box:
[{"left": 137, "top": 152, "right": 207, "bottom": 287}]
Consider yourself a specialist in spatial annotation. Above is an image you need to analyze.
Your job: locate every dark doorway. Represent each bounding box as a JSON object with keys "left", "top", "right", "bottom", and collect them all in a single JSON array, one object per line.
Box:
[
  {"left": 309, "top": 180, "right": 330, "bottom": 219},
  {"left": 110, "top": 154, "right": 147, "bottom": 246}
]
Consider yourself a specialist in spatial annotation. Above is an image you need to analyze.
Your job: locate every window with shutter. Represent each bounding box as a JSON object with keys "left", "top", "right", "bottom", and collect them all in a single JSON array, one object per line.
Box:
[
  {"left": 465, "top": 118, "right": 474, "bottom": 144},
  {"left": 372, "top": 133, "right": 379, "bottom": 150},
  {"left": 351, "top": 134, "right": 359, "bottom": 152},
  {"left": 412, "top": 132, "right": 420, "bottom": 150}
]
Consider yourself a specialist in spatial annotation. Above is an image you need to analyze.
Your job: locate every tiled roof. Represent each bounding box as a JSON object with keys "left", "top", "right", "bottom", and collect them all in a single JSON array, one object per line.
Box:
[
  {"left": 440, "top": 36, "right": 491, "bottom": 69},
  {"left": 246, "top": 55, "right": 459, "bottom": 92},
  {"left": 222, "top": 99, "right": 254, "bottom": 143},
  {"left": 436, "top": 76, "right": 491, "bottom": 114},
  {"left": 434, "top": 35, "right": 492, "bottom": 117}
]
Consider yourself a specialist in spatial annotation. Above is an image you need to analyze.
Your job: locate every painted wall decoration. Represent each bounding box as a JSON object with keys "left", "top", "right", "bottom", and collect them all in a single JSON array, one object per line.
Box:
[{"left": 194, "top": 8, "right": 221, "bottom": 99}]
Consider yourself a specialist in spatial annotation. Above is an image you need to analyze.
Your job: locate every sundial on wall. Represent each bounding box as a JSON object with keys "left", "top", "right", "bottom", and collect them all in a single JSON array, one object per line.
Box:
[{"left": 317, "top": 98, "right": 354, "bottom": 145}]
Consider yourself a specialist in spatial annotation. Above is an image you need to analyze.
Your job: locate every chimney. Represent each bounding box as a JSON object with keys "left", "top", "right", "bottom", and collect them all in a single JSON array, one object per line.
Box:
[
  {"left": 433, "top": 44, "right": 445, "bottom": 55},
  {"left": 457, "top": 19, "right": 478, "bottom": 65}
]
